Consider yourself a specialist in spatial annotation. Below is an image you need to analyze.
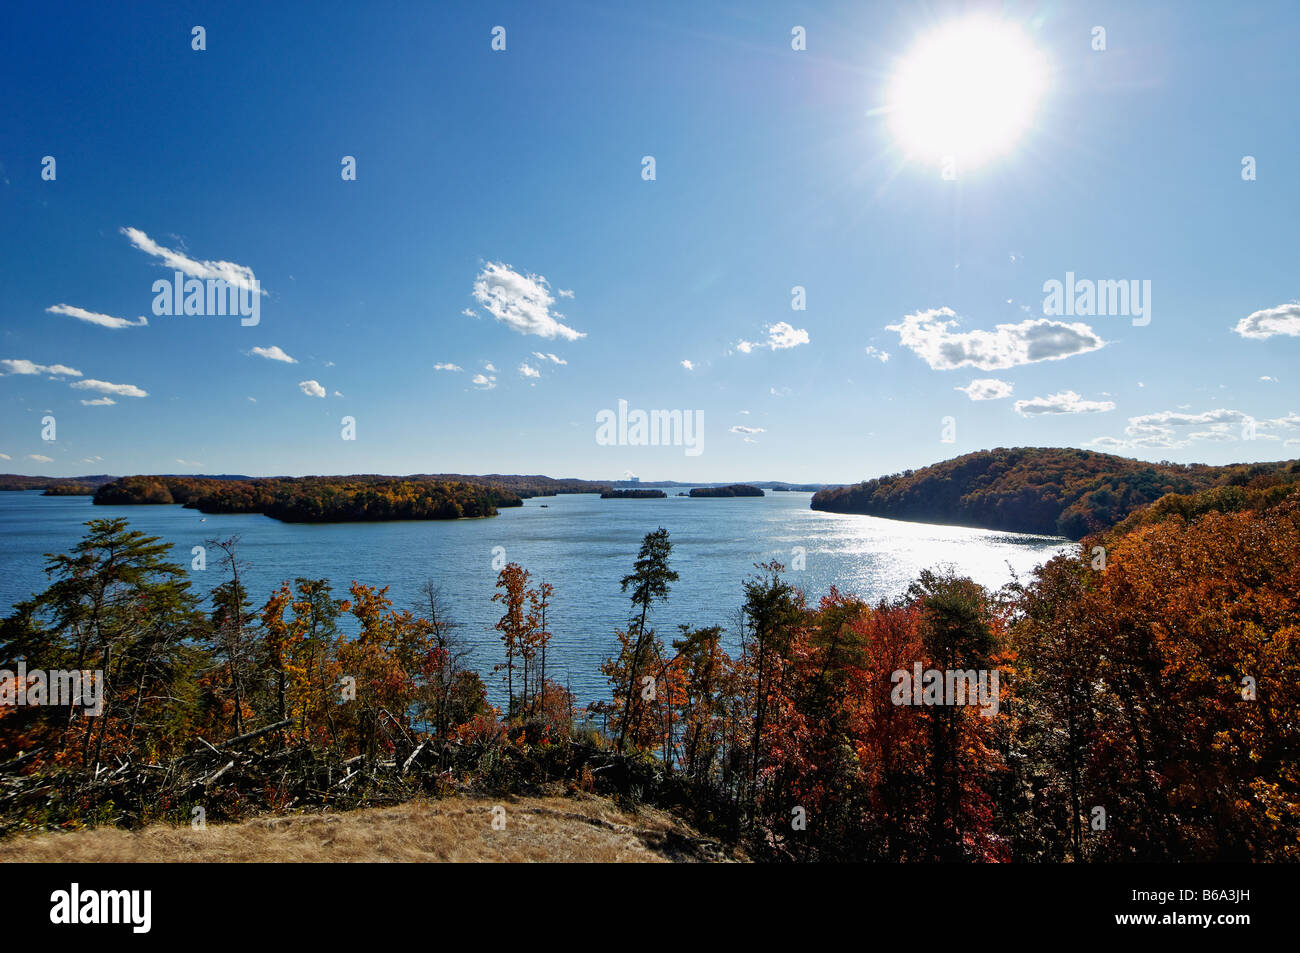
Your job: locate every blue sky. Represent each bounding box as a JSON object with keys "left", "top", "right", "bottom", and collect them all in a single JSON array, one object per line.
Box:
[{"left": 1, "top": 0, "right": 1297, "bottom": 483}]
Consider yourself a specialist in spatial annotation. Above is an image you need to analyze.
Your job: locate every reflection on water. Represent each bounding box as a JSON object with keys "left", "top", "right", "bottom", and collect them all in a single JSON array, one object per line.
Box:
[{"left": 0, "top": 490, "right": 1072, "bottom": 705}]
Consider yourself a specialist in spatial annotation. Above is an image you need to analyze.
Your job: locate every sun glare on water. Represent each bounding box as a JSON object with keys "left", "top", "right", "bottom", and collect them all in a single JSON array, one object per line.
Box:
[{"left": 887, "top": 17, "right": 1049, "bottom": 167}]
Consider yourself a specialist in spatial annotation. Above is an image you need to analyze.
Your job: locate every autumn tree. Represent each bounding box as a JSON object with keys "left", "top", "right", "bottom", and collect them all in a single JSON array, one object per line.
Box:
[
  {"left": 614, "top": 528, "right": 678, "bottom": 753},
  {"left": 0, "top": 518, "right": 204, "bottom": 767},
  {"left": 493, "top": 562, "right": 532, "bottom": 717}
]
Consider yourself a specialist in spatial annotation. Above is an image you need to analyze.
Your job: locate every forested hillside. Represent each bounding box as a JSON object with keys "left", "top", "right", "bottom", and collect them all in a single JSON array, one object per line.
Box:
[{"left": 810, "top": 447, "right": 1300, "bottom": 537}]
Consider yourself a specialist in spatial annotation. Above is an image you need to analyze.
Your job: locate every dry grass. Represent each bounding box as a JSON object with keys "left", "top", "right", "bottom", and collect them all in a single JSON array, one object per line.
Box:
[{"left": 0, "top": 795, "right": 740, "bottom": 863}]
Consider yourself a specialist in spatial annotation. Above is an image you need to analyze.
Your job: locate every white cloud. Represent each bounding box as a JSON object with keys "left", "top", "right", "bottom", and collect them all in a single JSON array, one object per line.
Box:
[
  {"left": 471, "top": 262, "right": 585, "bottom": 341},
  {"left": 79, "top": 397, "right": 117, "bottom": 406},
  {"left": 1083, "top": 436, "right": 1130, "bottom": 451},
  {"left": 176, "top": 458, "right": 204, "bottom": 467},
  {"left": 730, "top": 425, "right": 766, "bottom": 434},
  {"left": 557, "top": 288, "right": 574, "bottom": 299},
  {"left": 483, "top": 362, "right": 498, "bottom": 373},
  {"left": 332, "top": 390, "right": 343, "bottom": 397},
  {"left": 738, "top": 321, "right": 810, "bottom": 353},
  {"left": 864, "top": 346, "right": 890, "bottom": 363},
  {"left": 28, "top": 454, "right": 53, "bottom": 464},
  {"left": 956, "top": 378, "right": 1013, "bottom": 401},
  {"left": 518, "top": 362, "right": 541, "bottom": 379},
  {"left": 81, "top": 456, "right": 103, "bottom": 463},
  {"left": 71, "top": 379, "right": 147, "bottom": 398},
  {"left": 1, "top": 359, "right": 82, "bottom": 377},
  {"left": 1015, "top": 390, "right": 1115, "bottom": 417},
  {"left": 472, "top": 373, "right": 497, "bottom": 390},
  {"left": 46, "top": 304, "right": 147, "bottom": 330},
  {"left": 0, "top": 453, "right": 11, "bottom": 460},
  {"left": 887, "top": 307, "right": 1105, "bottom": 370},
  {"left": 298, "top": 380, "right": 326, "bottom": 398},
  {"left": 122, "top": 226, "right": 264, "bottom": 295},
  {"left": 1127, "top": 408, "right": 1250, "bottom": 433},
  {"left": 681, "top": 359, "right": 695, "bottom": 371},
  {"left": 462, "top": 308, "right": 478, "bottom": 319},
  {"left": 1106, "top": 407, "right": 1277, "bottom": 449},
  {"left": 1233, "top": 303, "right": 1300, "bottom": 339},
  {"left": 249, "top": 345, "right": 297, "bottom": 364},
  {"left": 533, "top": 352, "right": 567, "bottom": 365},
  {"left": 1260, "top": 376, "right": 1278, "bottom": 382},
  {"left": 433, "top": 363, "right": 463, "bottom": 372}
]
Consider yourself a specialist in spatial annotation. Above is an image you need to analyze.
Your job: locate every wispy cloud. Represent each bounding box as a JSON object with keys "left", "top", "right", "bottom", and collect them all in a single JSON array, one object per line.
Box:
[
  {"left": 433, "top": 362, "right": 463, "bottom": 372},
  {"left": 1, "top": 359, "right": 82, "bottom": 378},
  {"left": 1083, "top": 436, "right": 1130, "bottom": 452},
  {"left": 71, "top": 379, "right": 147, "bottom": 398},
  {"left": 864, "top": 346, "right": 890, "bottom": 363},
  {"left": 1093, "top": 407, "right": 1296, "bottom": 450},
  {"left": 28, "top": 454, "right": 53, "bottom": 464},
  {"left": 1014, "top": 390, "right": 1115, "bottom": 416},
  {"left": 471, "top": 262, "right": 585, "bottom": 341},
  {"left": 46, "top": 304, "right": 147, "bottom": 330},
  {"left": 730, "top": 425, "right": 766, "bottom": 434},
  {"left": 249, "top": 345, "right": 297, "bottom": 364},
  {"left": 518, "top": 362, "right": 540, "bottom": 379},
  {"left": 122, "top": 226, "right": 264, "bottom": 295},
  {"left": 680, "top": 359, "right": 695, "bottom": 371},
  {"left": 472, "top": 373, "right": 497, "bottom": 390},
  {"left": 887, "top": 307, "right": 1105, "bottom": 370},
  {"left": 79, "top": 397, "right": 116, "bottom": 406},
  {"left": 532, "top": 352, "right": 567, "bottom": 365}
]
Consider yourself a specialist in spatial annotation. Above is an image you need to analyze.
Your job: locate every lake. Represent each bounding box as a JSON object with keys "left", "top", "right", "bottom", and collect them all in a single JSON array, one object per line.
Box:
[{"left": 0, "top": 489, "right": 1071, "bottom": 706}]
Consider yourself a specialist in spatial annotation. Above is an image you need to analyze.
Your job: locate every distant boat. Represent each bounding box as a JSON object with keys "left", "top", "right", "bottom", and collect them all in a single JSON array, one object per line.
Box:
[
  {"left": 539, "top": 504, "right": 548, "bottom": 508},
  {"left": 200, "top": 518, "right": 207, "bottom": 522}
]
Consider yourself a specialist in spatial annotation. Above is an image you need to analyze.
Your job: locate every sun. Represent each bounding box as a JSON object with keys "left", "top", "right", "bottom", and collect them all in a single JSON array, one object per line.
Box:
[{"left": 887, "top": 16, "right": 1048, "bottom": 167}]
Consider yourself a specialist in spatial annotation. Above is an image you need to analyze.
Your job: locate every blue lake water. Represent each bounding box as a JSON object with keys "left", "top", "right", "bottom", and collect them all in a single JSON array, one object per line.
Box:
[{"left": 0, "top": 490, "right": 1071, "bottom": 706}]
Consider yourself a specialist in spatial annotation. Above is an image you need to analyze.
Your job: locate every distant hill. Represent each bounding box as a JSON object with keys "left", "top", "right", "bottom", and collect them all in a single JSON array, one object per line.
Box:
[
  {"left": 601, "top": 488, "right": 668, "bottom": 499},
  {"left": 810, "top": 447, "right": 1300, "bottom": 539},
  {"left": 0, "top": 474, "right": 117, "bottom": 491}
]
